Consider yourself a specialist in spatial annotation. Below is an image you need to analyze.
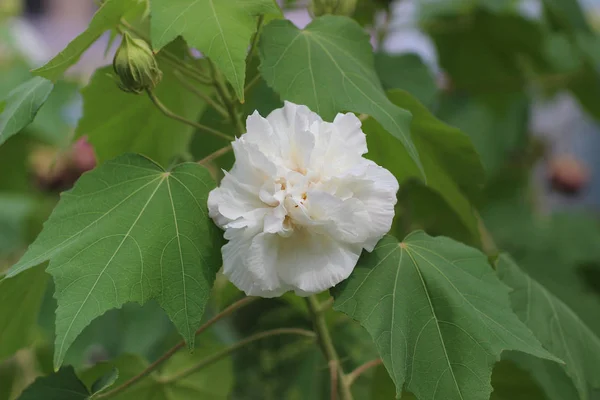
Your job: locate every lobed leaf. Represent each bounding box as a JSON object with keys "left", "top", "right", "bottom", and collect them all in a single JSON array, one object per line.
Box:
[
  {"left": 76, "top": 62, "right": 208, "bottom": 166},
  {"left": 0, "top": 77, "right": 54, "bottom": 147},
  {"left": 7, "top": 154, "right": 223, "bottom": 369},
  {"left": 333, "top": 232, "right": 560, "bottom": 400},
  {"left": 80, "top": 349, "right": 232, "bottom": 399},
  {"left": 17, "top": 367, "right": 89, "bottom": 400},
  {"left": 0, "top": 265, "right": 49, "bottom": 360},
  {"left": 32, "top": 0, "right": 142, "bottom": 81},
  {"left": 364, "top": 90, "right": 484, "bottom": 244},
  {"left": 497, "top": 255, "right": 600, "bottom": 400},
  {"left": 150, "top": 0, "right": 280, "bottom": 101},
  {"left": 259, "top": 16, "right": 423, "bottom": 176}
]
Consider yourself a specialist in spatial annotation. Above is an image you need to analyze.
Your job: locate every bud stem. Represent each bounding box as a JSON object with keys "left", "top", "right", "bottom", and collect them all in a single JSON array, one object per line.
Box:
[
  {"left": 146, "top": 90, "right": 234, "bottom": 141},
  {"left": 173, "top": 70, "right": 229, "bottom": 118}
]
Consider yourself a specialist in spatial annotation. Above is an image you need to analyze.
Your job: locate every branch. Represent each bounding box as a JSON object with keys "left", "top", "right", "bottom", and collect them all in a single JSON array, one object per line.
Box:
[
  {"left": 160, "top": 328, "right": 316, "bottom": 383},
  {"left": 329, "top": 360, "right": 339, "bottom": 400},
  {"left": 346, "top": 359, "right": 383, "bottom": 386},
  {"left": 95, "top": 297, "right": 257, "bottom": 399},
  {"left": 306, "top": 295, "right": 354, "bottom": 400},
  {"left": 146, "top": 90, "right": 234, "bottom": 141},
  {"left": 247, "top": 15, "right": 265, "bottom": 62},
  {"left": 197, "top": 145, "right": 233, "bottom": 166},
  {"left": 173, "top": 70, "right": 229, "bottom": 118},
  {"left": 208, "top": 61, "right": 246, "bottom": 135}
]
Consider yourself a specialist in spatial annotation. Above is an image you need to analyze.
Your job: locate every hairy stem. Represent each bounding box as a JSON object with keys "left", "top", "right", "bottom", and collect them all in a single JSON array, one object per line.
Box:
[
  {"left": 146, "top": 90, "right": 234, "bottom": 141},
  {"left": 160, "top": 328, "right": 316, "bottom": 383},
  {"left": 346, "top": 359, "right": 383, "bottom": 386},
  {"left": 306, "top": 295, "right": 353, "bottom": 400},
  {"left": 96, "top": 297, "right": 257, "bottom": 399}
]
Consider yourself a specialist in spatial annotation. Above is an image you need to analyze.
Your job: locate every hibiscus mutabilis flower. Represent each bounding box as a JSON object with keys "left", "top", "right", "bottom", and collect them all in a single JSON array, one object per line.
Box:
[{"left": 208, "top": 102, "right": 399, "bottom": 297}]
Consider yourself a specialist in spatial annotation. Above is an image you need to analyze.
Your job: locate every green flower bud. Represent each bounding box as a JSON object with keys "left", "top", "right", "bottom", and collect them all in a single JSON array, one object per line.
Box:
[
  {"left": 309, "top": 0, "right": 357, "bottom": 17},
  {"left": 113, "top": 32, "right": 162, "bottom": 94}
]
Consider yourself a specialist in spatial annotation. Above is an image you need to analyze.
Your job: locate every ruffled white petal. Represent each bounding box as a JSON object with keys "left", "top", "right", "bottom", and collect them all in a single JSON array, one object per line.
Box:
[
  {"left": 209, "top": 101, "right": 399, "bottom": 297},
  {"left": 276, "top": 230, "right": 363, "bottom": 295}
]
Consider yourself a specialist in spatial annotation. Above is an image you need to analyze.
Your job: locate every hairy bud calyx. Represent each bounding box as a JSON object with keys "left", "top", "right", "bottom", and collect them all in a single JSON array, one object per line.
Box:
[{"left": 113, "top": 32, "right": 162, "bottom": 94}]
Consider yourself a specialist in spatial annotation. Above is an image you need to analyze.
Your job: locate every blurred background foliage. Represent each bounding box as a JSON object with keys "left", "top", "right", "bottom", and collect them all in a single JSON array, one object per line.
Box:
[{"left": 1, "top": 0, "right": 600, "bottom": 399}]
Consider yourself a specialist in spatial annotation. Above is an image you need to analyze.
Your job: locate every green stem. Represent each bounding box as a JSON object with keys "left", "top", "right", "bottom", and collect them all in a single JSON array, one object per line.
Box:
[
  {"left": 209, "top": 61, "right": 245, "bottom": 135},
  {"left": 95, "top": 297, "right": 257, "bottom": 399},
  {"left": 306, "top": 295, "right": 353, "bottom": 400},
  {"left": 146, "top": 90, "right": 234, "bottom": 141},
  {"left": 160, "top": 328, "right": 316, "bottom": 383},
  {"left": 244, "top": 73, "right": 262, "bottom": 94},
  {"left": 247, "top": 15, "right": 265, "bottom": 62},
  {"left": 173, "top": 71, "right": 229, "bottom": 118},
  {"left": 197, "top": 145, "right": 233, "bottom": 166},
  {"left": 346, "top": 359, "right": 383, "bottom": 386}
]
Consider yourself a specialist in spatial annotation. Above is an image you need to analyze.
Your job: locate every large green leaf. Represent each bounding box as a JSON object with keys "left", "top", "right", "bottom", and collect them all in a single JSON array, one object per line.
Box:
[
  {"left": 17, "top": 367, "right": 89, "bottom": 400},
  {"left": 483, "top": 210, "right": 600, "bottom": 337},
  {"left": 374, "top": 53, "right": 438, "bottom": 107},
  {"left": 150, "top": 0, "right": 280, "bottom": 101},
  {"left": 437, "top": 92, "right": 529, "bottom": 178},
  {"left": 259, "top": 16, "right": 422, "bottom": 175},
  {"left": 16, "top": 366, "right": 116, "bottom": 400},
  {"left": 497, "top": 256, "right": 600, "bottom": 400},
  {"left": 80, "top": 349, "right": 232, "bottom": 399},
  {"left": 333, "top": 232, "right": 559, "bottom": 399},
  {"left": 32, "top": 0, "right": 141, "bottom": 81},
  {"left": 364, "top": 90, "right": 484, "bottom": 244},
  {"left": 542, "top": 0, "right": 591, "bottom": 32},
  {"left": 6, "top": 154, "right": 223, "bottom": 369},
  {"left": 0, "top": 265, "right": 48, "bottom": 360},
  {"left": 428, "top": 11, "right": 545, "bottom": 94},
  {"left": 75, "top": 63, "right": 207, "bottom": 167},
  {"left": 0, "top": 77, "right": 53, "bottom": 147},
  {"left": 489, "top": 359, "right": 547, "bottom": 400},
  {"left": 0, "top": 194, "right": 35, "bottom": 256},
  {"left": 507, "top": 353, "right": 580, "bottom": 400},
  {"left": 29, "top": 80, "right": 79, "bottom": 146}
]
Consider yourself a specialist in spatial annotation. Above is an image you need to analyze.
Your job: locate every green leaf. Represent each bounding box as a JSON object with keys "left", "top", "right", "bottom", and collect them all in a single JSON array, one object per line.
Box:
[
  {"left": 259, "top": 16, "right": 423, "bottom": 175},
  {"left": 0, "top": 77, "right": 54, "bottom": 147},
  {"left": 483, "top": 210, "right": 600, "bottom": 337},
  {"left": 75, "top": 63, "right": 207, "bottom": 167},
  {"left": 333, "top": 232, "right": 559, "bottom": 399},
  {"left": 17, "top": 366, "right": 89, "bottom": 400},
  {"left": 507, "top": 353, "right": 580, "bottom": 400},
  {"left": 32, "top": 0, "right": 141, "bottom": 81},
  {"left": 395, "top": 181, "right": 478, "bottom": 247},
  {"left": 497, "top": 255, "right": 600, "bottom": 400},
  {"left": 90, "top": 368, "right": 119, "bottom": 397},
  {"left": 0, "top": 194, "right": 35, "bottom": 256},
  {"left": 80, "top": 349, "right": 232, "bottom": 399},
  {"left": 0, "top": 265, "right": 49, "bottom": 360},
  {"left": 29, "top": 80, "right": 79, "bottom": 146},
  {"left": 489, "top": 359, "right": 547, "bottom": 400},
  {"left": 374, "top": 53, "right": 438, "bottom": 107},
  {"left": 428, "top": 11, "right": 545, "bottom": 93},
  {"left": 7, "top": 154, "right": 223, "bottom": 369},
  {"left": 150, "top": 0, "right": 279, "bottom": 101},
  {"left": 437, "top": 92, "right": 529, "bottom": 178},
  {"left": 542, "top": 0, "right": 591, "bottom": 32},
  {"left": 364, "top": 90, "right": 484, "bottom": 244}
]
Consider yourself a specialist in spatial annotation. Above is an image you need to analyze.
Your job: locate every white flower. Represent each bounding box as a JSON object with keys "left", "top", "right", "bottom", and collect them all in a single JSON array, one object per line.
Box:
[{"left": 208, "top": 102, "right": 399, "bottom": 297}]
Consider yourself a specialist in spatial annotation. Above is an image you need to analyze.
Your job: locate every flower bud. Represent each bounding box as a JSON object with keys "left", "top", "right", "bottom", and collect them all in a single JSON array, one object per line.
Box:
[
  {"left": 309, "top": 0, "right": 357, "bottom": 17},
  {"left": 113, "top": 32, "right": 162, "bottom": 94}
]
